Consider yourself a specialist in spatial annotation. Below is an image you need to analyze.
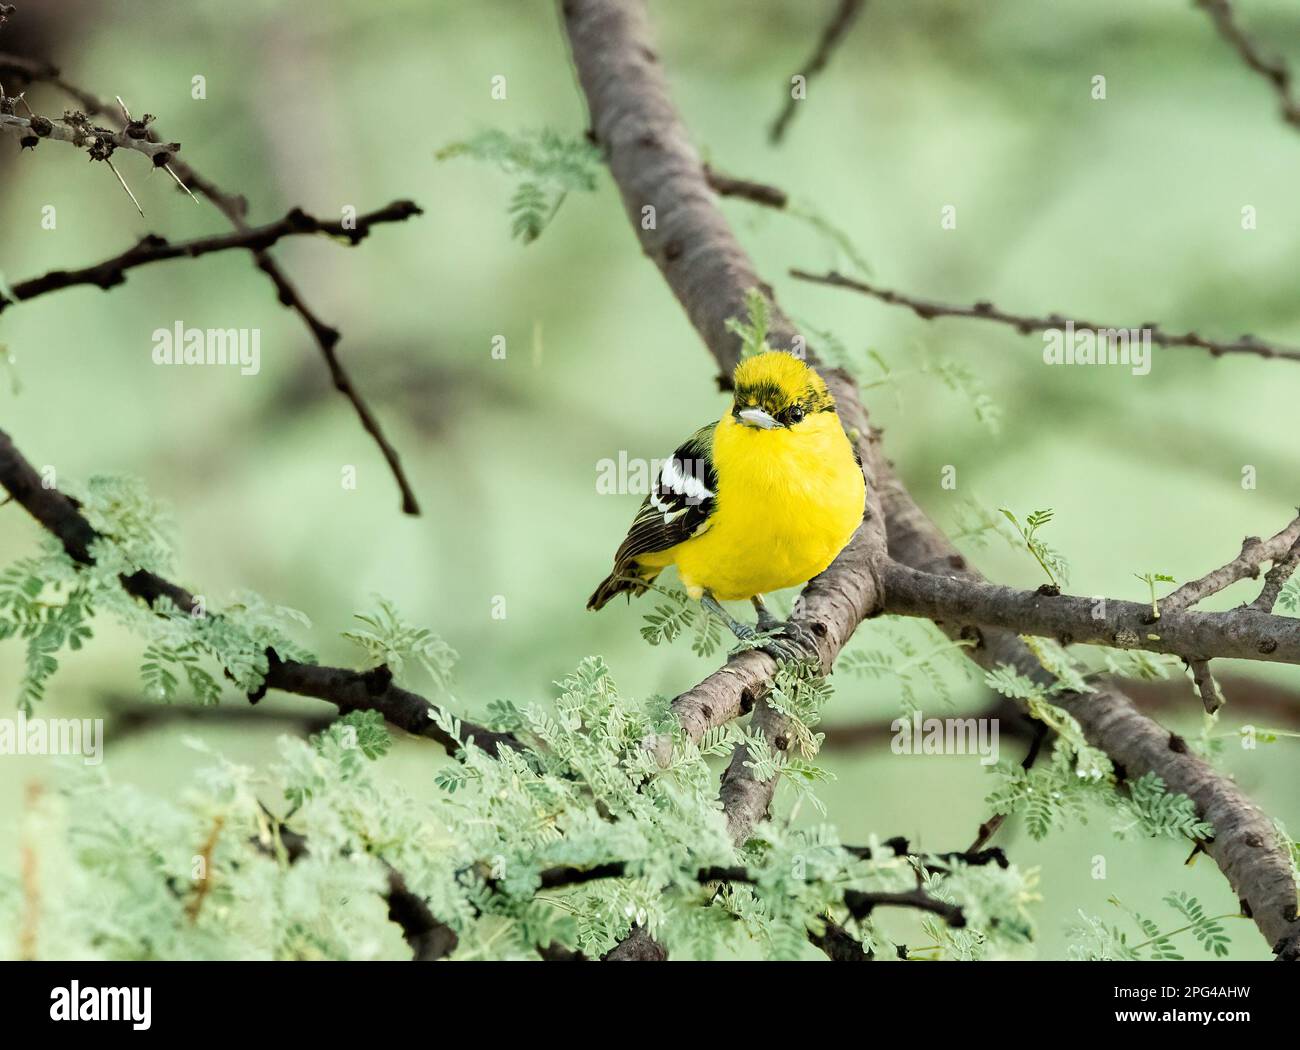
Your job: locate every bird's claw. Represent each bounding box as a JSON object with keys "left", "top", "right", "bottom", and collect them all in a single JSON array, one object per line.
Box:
[{"left": 754, "top": 620, "right": 819, "bottom": 666}]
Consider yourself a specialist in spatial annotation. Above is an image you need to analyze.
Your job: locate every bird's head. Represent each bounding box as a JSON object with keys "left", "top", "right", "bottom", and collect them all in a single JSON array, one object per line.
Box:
[{"left": 729, "top": 352, "right": 835, "bottom": 431}]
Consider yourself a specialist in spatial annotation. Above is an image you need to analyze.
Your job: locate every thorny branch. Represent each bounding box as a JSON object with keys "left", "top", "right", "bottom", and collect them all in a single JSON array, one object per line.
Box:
[
  {"left": 0, "top": 37, "right": 423, "bottom": 514},
  {"left": 0, "top": 201, "right": 422, "bottom": 313}
]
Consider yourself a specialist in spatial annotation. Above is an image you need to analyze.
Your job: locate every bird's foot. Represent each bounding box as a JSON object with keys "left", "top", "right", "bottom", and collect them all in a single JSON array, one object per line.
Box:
[
  {"left": 750, "top": 594, "right": 781, "bottom": 634},
  {"left": 701, "top": 592, "right": 760, "bottom": 643},
  {"left": 753, "top": 619, "right": 819, "bottom": 666}
]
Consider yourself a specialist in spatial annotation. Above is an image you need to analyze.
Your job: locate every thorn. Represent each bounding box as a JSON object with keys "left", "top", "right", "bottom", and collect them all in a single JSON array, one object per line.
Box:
[
  {"left": 105, "top": 157, "right": 145, "bottom": 218},
  {"left": 164, "top": 163, "right": 200, "bottom": 203},
  {"left": 115, "top": 95, "right": 132, "bottom": 121}
]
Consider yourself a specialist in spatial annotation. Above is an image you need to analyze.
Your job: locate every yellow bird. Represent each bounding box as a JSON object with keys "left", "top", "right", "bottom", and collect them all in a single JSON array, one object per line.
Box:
[{"left": 588, "top": 351, "right": 865, "bottom": 658}]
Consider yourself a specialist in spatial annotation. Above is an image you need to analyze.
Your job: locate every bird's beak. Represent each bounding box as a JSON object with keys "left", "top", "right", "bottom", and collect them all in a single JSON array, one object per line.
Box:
[{"left": 737, "top": 407, "right": 779, "bottom": 430}]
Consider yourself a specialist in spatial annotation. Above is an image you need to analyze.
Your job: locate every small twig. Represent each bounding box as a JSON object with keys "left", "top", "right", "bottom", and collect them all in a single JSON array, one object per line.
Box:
[
  {"left": 769, "top": 0, "right": 866, "bottom": 144},
  {"left": 0, "top": 110, "right": 179, "bottom": 161},
  {"left": 844, "top": 888, "right": 966, "bottom": 928},
  {"left": 703, "top": 163, "right": 788, "bottom": 208},
  {"left": 184, "top": 814, "right": 226, "bottom": 923},
  {"left": 1197, "top": 0, "right": 1300, "bottom": 131},
  {"left": 789, "top": 269, "right": 1300, "bottom": 364},
  {"left": 117, "top": 94, "right": 197, "bottom": 203},
  {"left": 1187, "top": 658, "right": 1225, "bottom": 715},
  {"left": 0, "top": 55, "right": 422, "bottom": 515},
  {"left": 1165, "top": 514, "right": 1300, "bottom": 612},
  {"left": 0, "top": 201, "right": 423, "bottom": 313},
  {"left": 968, "top": 719, "right": 1049, "bottom": 852},
  {"left": 1251, "top": 536, "right": 1300, "bottom": 612}
]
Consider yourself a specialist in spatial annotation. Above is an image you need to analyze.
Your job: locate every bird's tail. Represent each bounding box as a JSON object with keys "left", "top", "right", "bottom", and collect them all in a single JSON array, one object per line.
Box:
[{"left": 587, "top": 566, "right": 657, "bottom": 610}]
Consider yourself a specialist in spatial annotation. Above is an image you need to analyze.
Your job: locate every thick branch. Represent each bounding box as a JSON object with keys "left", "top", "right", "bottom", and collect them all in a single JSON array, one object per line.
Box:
[
  {"left": 879, "top": 464, "right": 1300, "bottom": 956},
  {"left": 1165, "top": 516, "right": 1300, "bottom": 612},
  {"left": 879, "top": 560, "right": 1300, "bottom": 666}
]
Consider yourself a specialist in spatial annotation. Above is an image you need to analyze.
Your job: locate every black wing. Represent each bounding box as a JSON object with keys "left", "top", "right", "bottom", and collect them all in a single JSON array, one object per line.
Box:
[
  {"left": 588, "top": 424, "right": 718, "bottom": 608},
  {"left": 613, "top": 423, "right": 718, "bottom": 564}
]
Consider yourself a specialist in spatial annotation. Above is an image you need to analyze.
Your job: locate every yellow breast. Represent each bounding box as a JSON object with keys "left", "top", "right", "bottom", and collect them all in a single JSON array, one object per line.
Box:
[{"left": 659, "top": 412, "right": 865, "bottom": 601}]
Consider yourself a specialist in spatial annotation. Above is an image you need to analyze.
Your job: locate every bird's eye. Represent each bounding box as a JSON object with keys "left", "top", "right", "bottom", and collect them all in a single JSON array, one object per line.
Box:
[{"left": 786, "top": 405, "right": 805, "bottom": 425}]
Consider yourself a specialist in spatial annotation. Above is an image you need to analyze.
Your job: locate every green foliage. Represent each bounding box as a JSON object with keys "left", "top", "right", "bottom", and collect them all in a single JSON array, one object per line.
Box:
[
  {"left": 1275, "top": 576, "right": 1300, "bottom": 614},
  {"left": 342, "top": 596, "right": 457, "bottom": 689},
  {"left": 638, "top": 587, "right": 723, "bottom": 658},
  {"left": 856, "top": 346, "right": 1002, "bottom": 435},
  {"left": 435, "top": 129, "right": 600, "bottom": 243},
  {"left": 1163, "top": 891, "right": 1232, "bottom": 957},
  {"left": 999, "top": 507, "right": 1069, "bottom": 587},
  {"left": 1098, "top": 647, "right": 1179, "bottom": 681},
  {"left": 764, "top": 662, "right": 832, "bottom": 762},
  {"left": 948, "top": 497, "right": 1004, "bottom": 549},
  {"left": 0, "top": 473, "right": 317, "bottom": 709},
  {"left": 839, "top": 622, "right": 975, "bottom": 714},
  {"left": 1068, "top": 894, "right": 1238, "bottom": 961},
  {"left": 0, "top": 651, "right": 1041, "bottom": 961},
  {"left": 922, "top": 357, "right": 1002, "bottom": 436},
  {"left": 982, "top": 665, "right": 1212, "bottom": 843},
  {"left": 1134, "top": 571, "right": 1176, "bottom": 619},
  {"left": 1115, "top": 772, "right": 1214, "bottom": 841},
  {"left": 783, "top": 203, "right": 873, "bottom": 275},
  {"left": 726, "top": 288, "right": 773, "bottom": 361}
]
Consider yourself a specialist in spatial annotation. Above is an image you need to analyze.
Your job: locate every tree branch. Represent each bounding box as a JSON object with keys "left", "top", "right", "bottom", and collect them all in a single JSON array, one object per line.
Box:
[
  {"left": 790, "top": 269, "right": 1300, "bottom": 364},
  {"left": 0, "top": 201, "right": 422, "bottom": 313},
  {"left": 0, "top": 426, "right": 516, "bottom": 758},
  {"left": 1164, "top": 515, "right": 1300, "bottom": 612},
  {"left": 1252, "top": 537, "right": 1300, "bottom": 613},
  {"left": 0, "top": 109, "right": 178, "bottom": 160},
  {"left": 563, "top": 1, "right": 889, "bottom": 844},
  {"left": 878, "top": 559, "right": 1300, "bottom": 667},
  {"left": 1197, "top": 0, "right": 1300, "bottom": 132},
  {"left": 0, "top": 53, "right": 423, "bottom": 515},
  {"left": 703, "top": 163, "right": 789, "bottom": 208},
  {"left": 768, "top": 0, "right": 866, "bottom": 144},
  {"left": 879, "top": 464, "right": 1300, "bottom": 957}
]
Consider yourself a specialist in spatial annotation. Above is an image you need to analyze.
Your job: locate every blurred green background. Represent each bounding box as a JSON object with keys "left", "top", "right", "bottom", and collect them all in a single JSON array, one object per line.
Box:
[{"left": 1, "top": 0, "right": 1298, "bottom": 958}]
